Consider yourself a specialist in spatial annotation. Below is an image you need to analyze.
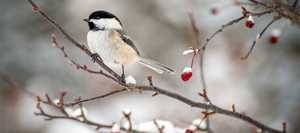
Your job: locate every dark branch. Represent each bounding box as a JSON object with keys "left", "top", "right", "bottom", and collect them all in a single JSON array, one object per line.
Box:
[
  {"left": 248, "top": 0, "right": 273, "bottom": 8},
  {"left": 27, "top": 0, "right": 121, "bottom": 80},
  {"left": 293, "top": 0, "right": 299, "bottom": 8},
  {"left": 197, "top": 9, "right": 273, "bottom": 51},
  {"left": 25, "top": 0, "right": 285, "bottom": 133}
]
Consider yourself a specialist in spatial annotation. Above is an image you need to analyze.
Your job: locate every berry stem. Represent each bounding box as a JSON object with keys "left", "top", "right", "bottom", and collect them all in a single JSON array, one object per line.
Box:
[{"left": 190, "top": 53, "right": 197, "bottom": 68}]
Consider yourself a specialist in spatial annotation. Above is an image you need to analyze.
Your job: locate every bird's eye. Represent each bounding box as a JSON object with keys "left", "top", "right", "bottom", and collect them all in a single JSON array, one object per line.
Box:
[{"left": 96, "top": 17, "right": 100, "bottom": 19}]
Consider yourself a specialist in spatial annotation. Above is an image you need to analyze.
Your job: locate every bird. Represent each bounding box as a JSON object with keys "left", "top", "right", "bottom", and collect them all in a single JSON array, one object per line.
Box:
[{"left": 83, "top": 10, "right": 175, "bottom": 83}]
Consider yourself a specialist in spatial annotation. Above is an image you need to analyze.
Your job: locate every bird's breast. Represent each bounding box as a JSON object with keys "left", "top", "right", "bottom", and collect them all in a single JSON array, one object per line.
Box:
[{"left": 87, "top": 30, "right": 138, "bottom": 67}]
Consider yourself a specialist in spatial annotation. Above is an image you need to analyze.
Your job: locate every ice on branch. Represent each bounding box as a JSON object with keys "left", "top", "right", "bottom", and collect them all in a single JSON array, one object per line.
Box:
[
  {"left": 111, "top": 124, "right": 120, "bottom": 133},
  {"left": 125, "top": 75, "right": 136, "bottom": 85}
]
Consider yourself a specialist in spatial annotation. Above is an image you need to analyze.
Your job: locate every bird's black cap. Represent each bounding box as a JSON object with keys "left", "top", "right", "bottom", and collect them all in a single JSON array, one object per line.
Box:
[{"left": 86, "top": 10, "right": 122, "bottom": 25}]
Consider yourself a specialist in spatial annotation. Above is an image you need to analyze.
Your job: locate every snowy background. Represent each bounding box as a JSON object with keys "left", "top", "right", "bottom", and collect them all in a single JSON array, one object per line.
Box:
[{"left": 1, "top": 0, "right": 299, "bottom": 133}]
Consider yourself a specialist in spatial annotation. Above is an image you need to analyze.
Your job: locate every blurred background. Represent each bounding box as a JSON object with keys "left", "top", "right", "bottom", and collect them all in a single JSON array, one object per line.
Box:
[{"left": 1, "top": 0, "right": 299, "bottom": 133}]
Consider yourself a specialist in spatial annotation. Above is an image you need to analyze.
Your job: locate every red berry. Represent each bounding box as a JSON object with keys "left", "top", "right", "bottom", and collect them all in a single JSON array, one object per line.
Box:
[
  {"left": 181, "top": 71, "right": 192, "bottom": 81},
  {"left": 245, "top": 15, "right": 255, "bottom": 29},
  {"left": 269, "top": 35, "right": 277, "bottom": 44},
  {"left": 245, "top": 21, "right": 254, "bottom": 29},
  {"left": 181, "top": 67, "right": 193, "bottom": 81},
  {"left": 269, "top": 29, "right": 282, "bottom": 44},
  {"left": 185, "top": 129, "right": 194, "bottom": 133},
  {"left": 211, "top": 8, "right": 218, "bottom": 15}
]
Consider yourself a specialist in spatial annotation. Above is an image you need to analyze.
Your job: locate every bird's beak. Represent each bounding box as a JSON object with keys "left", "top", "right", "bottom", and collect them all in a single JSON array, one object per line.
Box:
[{"left": 83, "top": 18, "right": 89, "bottom": 22}]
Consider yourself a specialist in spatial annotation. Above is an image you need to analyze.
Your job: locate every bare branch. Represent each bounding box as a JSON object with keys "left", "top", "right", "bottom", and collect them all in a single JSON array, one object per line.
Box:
[
  {"left": 272, "top": 0, "right": 300, "bottom": 28},
  {"left": 51, "top": 34, "right": 120, "bottom": 83},
  {"left": 248, "top": 0, "right": 274, "bottom": 8},
  {"left": 0, "top": 71, "right": 36, "bottom": 98},
  {"left": 293, "top": 0, "right": 299, "bottom": 8},
  {"left": 197, "top": 9, "right": 273, "bottom": 51},
  {"left": 64, "top": 88, "right": 128, "bottom": 107},
  {"left": 27, "top": 0, "right": 121, "bottom": 81},
  {"left": 24, "top": 0, "right": 286, "bottom": 133},
  {"left": 241, "top": 16, "right": 281, "bottom": 60}
]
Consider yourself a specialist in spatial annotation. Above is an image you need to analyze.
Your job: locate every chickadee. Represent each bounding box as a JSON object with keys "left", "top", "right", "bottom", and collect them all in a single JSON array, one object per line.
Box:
[{"left": 84, "top": 10, "right": 175, "bottom": 83}]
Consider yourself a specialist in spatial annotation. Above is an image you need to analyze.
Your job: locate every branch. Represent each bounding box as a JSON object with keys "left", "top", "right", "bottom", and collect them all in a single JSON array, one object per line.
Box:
[
  {"left": 189, "top": 10, "right": 211, "bottom": 132},
  {"left": 248, "top": 0, "right": 274, "bottom": 8},
  {"left": 241, "top": 16, "right": 281, "bottom": 60},
  {"left": 197, "top": 9, "right": 273, "bottom": 51},
  {"left": 64, "top": 88, "right": 128, "bottom": 107},
  {"left": 0, "top": 71, "right": 36, "bottom": 98},
  {"left": 27, "top": 0, "right": 121, "bottom": 81},
  {"left": 271, "top": 0, "right": 300, "bottom": 28},
  {"left": 25, "top": 0, "right": 285, "bottom": 133},
  {"left": 51, "top": 34, "right": 120, "bottom": 83},
  {"left": 293, "top": 0, "right": 299, "bottom": 9}
]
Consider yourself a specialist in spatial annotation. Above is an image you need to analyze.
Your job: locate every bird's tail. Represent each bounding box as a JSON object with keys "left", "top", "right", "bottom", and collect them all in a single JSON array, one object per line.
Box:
[{"left": 138, "top": 55, "right": 175, "bottom": 74}]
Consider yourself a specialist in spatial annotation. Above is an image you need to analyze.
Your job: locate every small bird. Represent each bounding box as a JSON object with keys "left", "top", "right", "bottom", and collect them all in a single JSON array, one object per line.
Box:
[{"left": 84, "top": 10, "right": 175, "bottom": 83}]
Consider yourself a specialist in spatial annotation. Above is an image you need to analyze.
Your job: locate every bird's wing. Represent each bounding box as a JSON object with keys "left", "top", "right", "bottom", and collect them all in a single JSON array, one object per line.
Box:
[{"left": 115, "top": 29, "right": 140, "bottom": 54}]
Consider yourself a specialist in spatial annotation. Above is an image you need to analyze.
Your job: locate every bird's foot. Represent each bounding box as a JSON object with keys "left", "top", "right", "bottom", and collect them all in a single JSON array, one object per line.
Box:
[
  {"left": 91, "top": 53, "right": 102, "bottom": 62},
  {"left": 120, "top": 74, "right": 126, "bottom": 83}
]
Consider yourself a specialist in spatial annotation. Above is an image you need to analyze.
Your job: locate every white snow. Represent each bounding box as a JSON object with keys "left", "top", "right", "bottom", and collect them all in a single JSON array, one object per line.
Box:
[
  {"left": 125, "top": 75, "right": 136, "bottom": 85},
  {"left": 65, "top": 107, "right": 88, "bottom": 120},
  {"left": 182, "top": 49, "right": 195, "bottom": 56},
  {"left": 182, "top": 67, "right": 192, "bottom": 73},
  {"left": 52, "top": 99, "right": 60, "bottom": 105},
  {"left": 270, "top": 29, "right": 282, "bottom": 37},
  {"left": 247, "top": 15, "right": 254, "bottom": 22},
  {"left": 111, "top": 124, "right": 120, "bottom": 132}
]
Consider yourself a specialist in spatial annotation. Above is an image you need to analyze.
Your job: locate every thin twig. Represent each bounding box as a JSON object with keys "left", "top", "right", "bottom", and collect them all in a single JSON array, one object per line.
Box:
[
  {"left": 248, "top": 0, "right": 274, "bottom": 8},
  {"left": 51, "top": 34, "right": 120, "bottom": 83},
  {"left": 189, "top": 10, "right": 210, "bottom": 132},
  {"left": 64, "top": 88, "right": 128, "bottom": 107},
  {"left": 197, "top": 9, "right": 273, "bottom": 51},
  {"left": 241, "top": 16, "right": 281, "bottom": 60},
  {"left": 0, "top": 71, "right": 36, "bottom": 98},
  {"left": 293, "top": 0, "right": 299, "bottom": 8},
  {"left": 272, "top": 0, "right": 300, "bottom": 28}
]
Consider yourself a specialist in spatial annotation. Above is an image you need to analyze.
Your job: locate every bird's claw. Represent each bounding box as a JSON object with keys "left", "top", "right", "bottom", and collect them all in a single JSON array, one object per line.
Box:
[
  {"left": 120, "top": 74, "right": 126, "bottom": 83},
  {"left": 91, "top": 53, "right": 102, "bottom": 62}
]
